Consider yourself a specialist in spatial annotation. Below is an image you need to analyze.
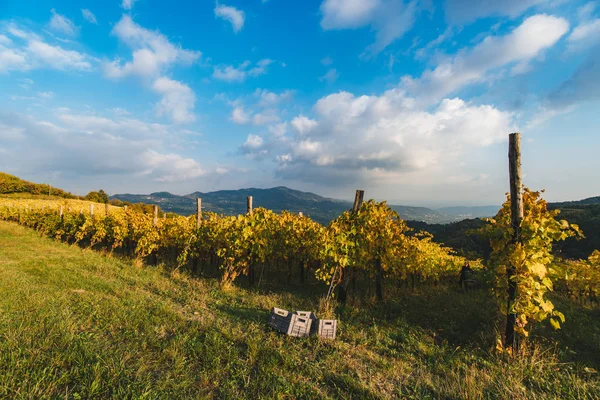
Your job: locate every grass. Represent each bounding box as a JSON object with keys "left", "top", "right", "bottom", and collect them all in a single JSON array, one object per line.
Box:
[{"left": 1, "top": 220, "right": 599, "bottom": 399}]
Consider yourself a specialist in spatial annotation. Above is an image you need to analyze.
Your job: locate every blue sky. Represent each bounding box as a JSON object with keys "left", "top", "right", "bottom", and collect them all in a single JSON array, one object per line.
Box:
[{"left": 1, "top": 0, "right": 599, "bottom": 206}]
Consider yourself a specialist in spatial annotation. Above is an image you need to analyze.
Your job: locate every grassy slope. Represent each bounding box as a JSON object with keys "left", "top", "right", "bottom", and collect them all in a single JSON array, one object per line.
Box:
[{"left": 1, "top": 221, "right": 599, "bottom": 399}]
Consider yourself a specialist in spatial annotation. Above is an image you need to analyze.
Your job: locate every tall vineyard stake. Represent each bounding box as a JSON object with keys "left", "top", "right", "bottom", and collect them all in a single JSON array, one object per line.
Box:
[
  {"left": 192, "top": 198, "right": 202, "bottom": 274},
  {"left": 196, "top": 198, "right": 202, "bottom": 228},
  {"left": 90, "top": 204, "right": 94, "bottom": 218},
  {"left": 349, "top": 189, "right": 364, "bottom": 300},
  {"left": 153, "top": 205, "right": 158, "bottom": 226},
  {"left": 507, "top": 132, "right": 523, "bottom": 352},
  {"left": 331, "top": 189, "right": 364, "bottom": 303},
  {"left": 105, "top": 203, "right": 109, "bottom": 216},
  {"left": 59, "top": 206, "right": 64, "bottom": 220},
  {"left": 247, "top": 196, "right": 254, "bottom": 284}
]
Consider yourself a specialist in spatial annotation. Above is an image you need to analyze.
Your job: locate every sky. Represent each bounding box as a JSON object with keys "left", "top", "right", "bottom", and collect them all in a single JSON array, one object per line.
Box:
[{"left": 0, "top": 0, "right": 599, "bottom": 207}]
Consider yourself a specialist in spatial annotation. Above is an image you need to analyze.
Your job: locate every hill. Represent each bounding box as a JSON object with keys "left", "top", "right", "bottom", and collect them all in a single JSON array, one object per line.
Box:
[
  {"left": 1, "top": 220, "right": 599, "bottom": 398},
  {"left": 0, "top": 172, "right": 77, "bottom": 199},
  {"left": 113, "top": 187, "right": 461, "bottom": 224}
]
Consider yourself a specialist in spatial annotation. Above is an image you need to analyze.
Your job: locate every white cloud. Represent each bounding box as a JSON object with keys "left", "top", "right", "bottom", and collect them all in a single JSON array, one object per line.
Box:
[
  {"left": 105, "top": 15, "right": 200, "bottom": 79},
  {"left": 38, "top": 91, "right": 54, "bottom": 99},
  {"left": 27, "top": 40, "right": 91, "bottom": 70},
  {"left": 444, "top": 0, "right": 544, "bottom": 24},
  {"left": 0, "top": 110, "right": 206, "bottom": 184},
  {"left": 140, "top": 150, "right": 205, "bottom": 182},
  {"left": 225, "top": 89, "right": 292, "bottom": 126},
  {"left": 257, "top": 88, "right": 516, "bottom": 185},
  {"left": 231, "top": 106, "right": 251, "bottom": 124},
  {"left": 320, "top": 0, "right": 419, "bottom": 54},
  {"left": 212, "top": 59, "right": 275, "bottom": 82},
  {"left": 122, "top": 0, "right": 139, "bottom": 10},
  {"left": 319, "top": 68, "right": 339, "bottom": 84},
  {"left": 82, "top": 9, "right": 98, "bottom": 25},
  {"left": 49, "top": 9, "right": 78, "bottom": 37},
  {"left": 254, "top": 88, "right": 293, "bottom": 107},
  {"left": 0, "top": 23, "right": 92, "bottom": 73},
  {"left": 402, "top": 14, "right": 569, "bottom": 104},
  {"left": 241, "top": 134, "right": 269, "bottom": 158},
  {"left": 152, "top": 77, "right": 196, "bottom": 124},
  {"left": 244, "top": 134, "right": 264, "bottom": 149},
  {"left": 291, "top": 115, "right": 318, "bottom": 135},
  {"left": 567, "top": 19, "right": 600, "bottom": 52},
  {"left": 214, "top": 4, "right": 245, "bottom": 33},
  {"left": 0, "top": 35, "right": 11, "bottom": 45}
]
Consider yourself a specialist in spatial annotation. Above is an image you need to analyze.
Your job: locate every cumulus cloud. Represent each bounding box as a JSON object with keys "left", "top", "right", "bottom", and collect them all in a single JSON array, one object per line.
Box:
[
  {"left": 291, "top": 115, "right": 318, "bottom": 135},
  {"left": 104, "top": 15, "right": 200, "bottom": 79},
  {"left": 140, "top": 150, "right": 205, "bottom": 182},
  {"left": 212, "top": 59, "right": 275, "bottom": 82},
  {"left": 444, "top": 0, "right": 544, "bottom": 24},
  {"left": 402, "top": 14, "right": 569, "bottom": 104},
  {"left": 152, "top": 77, "right": 196, "bottom": 124},
  {"left": 225, "top": 89, "right": 292, "bottom": 126},
  {"left": 320, "top": 0, "right": 419, "bottom": 54},
  {"left": 246, "top": 88, "right": 515, "bottom": 185},
  {"left": 81, "top": 9, "right": 98, "bottom": 25},
  {"left": 0, "top": 24, "right": 92, "bottom": 73},
  {"left": 214, "top": 3, "right": 245, "bottom": 33},
  {"left": 0, "top": 110, "right": 206, "bottom": 184},
  {"left": 231, "top": 106, "right": 251, "bottom": 124},
  {"left": 49, "top": 9, "right": 78, "bottom": 37}
]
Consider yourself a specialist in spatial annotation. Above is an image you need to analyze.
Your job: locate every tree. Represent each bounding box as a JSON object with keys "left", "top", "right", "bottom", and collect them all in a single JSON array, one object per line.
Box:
[{"left": 85, "top": 190, "right": 109, "bottom": 204}]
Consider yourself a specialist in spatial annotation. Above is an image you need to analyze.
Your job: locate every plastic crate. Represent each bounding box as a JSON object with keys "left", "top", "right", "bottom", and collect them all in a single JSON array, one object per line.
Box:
[
  {"left": 268, "top": 307, "right": 292, "bottom": 333},
  {"left": 295, "top": 311, "right": 317, "bottom": 321},
  {"left": 315, "top": 319, "right": 337, "bottom": 340},
  {"left": 286, "top": 314, "right": 313, "bottom": 337}
]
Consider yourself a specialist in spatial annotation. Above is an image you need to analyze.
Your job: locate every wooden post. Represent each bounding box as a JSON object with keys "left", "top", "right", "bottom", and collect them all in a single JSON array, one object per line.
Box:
[
  {"left": 338, "top": 189, "right": 365, "bottom": 304},
  {"left": 352, "top": 190, "right": 365, "bottom": 212},
  {"left": 506, "top": 132, "right": 523, "bottom": 352},
  {"left": 105, "top": 203, "right": 109, "bottom": 215},
  {"left": 90, "top": 204, "right": 94, "bottom": 217},
  {"left": 247, "top": 196, "right": 253, "bottom": 216},
  {"left": 196, "top": 198, "right": 202, "bottom": 228},
  {"left": 299, "top": 212, "right": 303, "bottom": 217},
  {"left": 59, "top": 206, "right": 64, "bottom": 219},
  {"left": 153, "top": 205, "right": 158, "bottom": 226}
]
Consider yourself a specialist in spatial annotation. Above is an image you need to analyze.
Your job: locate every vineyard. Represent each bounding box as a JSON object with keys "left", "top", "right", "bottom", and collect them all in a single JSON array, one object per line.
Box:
[
  {"left": 0, "top": 196, "right": 473, "bottom": 298},
  {"left": 1, "top": 189, "right": 599, "bottom": 317}
]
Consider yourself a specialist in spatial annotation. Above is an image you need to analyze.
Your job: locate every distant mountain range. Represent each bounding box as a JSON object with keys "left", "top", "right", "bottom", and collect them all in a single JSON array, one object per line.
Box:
[
  {"left": 112, "top": 187, "right": 600, "bottom": 225},
  {"left": 112, "top": 186, "right": 500, "bottom": 224}
]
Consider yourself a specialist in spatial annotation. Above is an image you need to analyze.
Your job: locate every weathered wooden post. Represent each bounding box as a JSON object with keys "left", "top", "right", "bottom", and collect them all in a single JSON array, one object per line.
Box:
[
  {"left": 352, "top": 190, "right": 365, "bottom": 213},
  {"left": 59, "top": 206, "right": 64, "bottom": 220},
  {"left": 105, "top": 203, "right": 109, "bottom": 216},
  {"left": 506, "top": 132, "right": 523, "bottom": 352},
  {"left": 247, "top": 195, "right": 255, "bottom": 284},
  {"left": 90, "top": 204, "right": 94, "bottom": 218},
  {"left": 196, "top": 198, "right": 202, "bottom": 228},
  {"left": 153, "top": 205, "right": 158, "bottom": 226},
  {"left": 338, "top": 190, "right": 365, "bottom": 304},
  {"left": 299, "top": 212, "right": 303, "bottom": 217}
]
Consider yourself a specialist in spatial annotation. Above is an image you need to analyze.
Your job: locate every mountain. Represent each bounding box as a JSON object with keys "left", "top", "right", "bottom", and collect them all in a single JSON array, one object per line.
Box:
[
  {"left": 436, "top": 206, "right": 500, "bottom": 219},
  {"left": 112, "top": 187, "right": 462, "bottom": 224}
]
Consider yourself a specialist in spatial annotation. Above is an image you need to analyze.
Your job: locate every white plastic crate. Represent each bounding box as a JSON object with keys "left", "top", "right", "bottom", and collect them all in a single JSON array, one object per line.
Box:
[{"left": 286, "top": 314, "right": 313, "bottom": 337}]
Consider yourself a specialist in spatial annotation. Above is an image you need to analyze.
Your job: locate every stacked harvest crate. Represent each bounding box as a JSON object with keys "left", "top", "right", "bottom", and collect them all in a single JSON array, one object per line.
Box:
[{"left": 268, "top": 307, "right": 337, "bottom": 339}]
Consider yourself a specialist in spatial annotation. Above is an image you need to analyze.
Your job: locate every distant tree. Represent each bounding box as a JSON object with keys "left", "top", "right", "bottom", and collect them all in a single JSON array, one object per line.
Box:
[{"left": 85, "top": 190, "right": 109, "bottom": 204}]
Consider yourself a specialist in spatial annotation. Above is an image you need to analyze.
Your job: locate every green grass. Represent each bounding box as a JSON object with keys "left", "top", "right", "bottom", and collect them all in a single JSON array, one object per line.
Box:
[{"left": 1, "top": 221, "right": 599, "bottom": 399}]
